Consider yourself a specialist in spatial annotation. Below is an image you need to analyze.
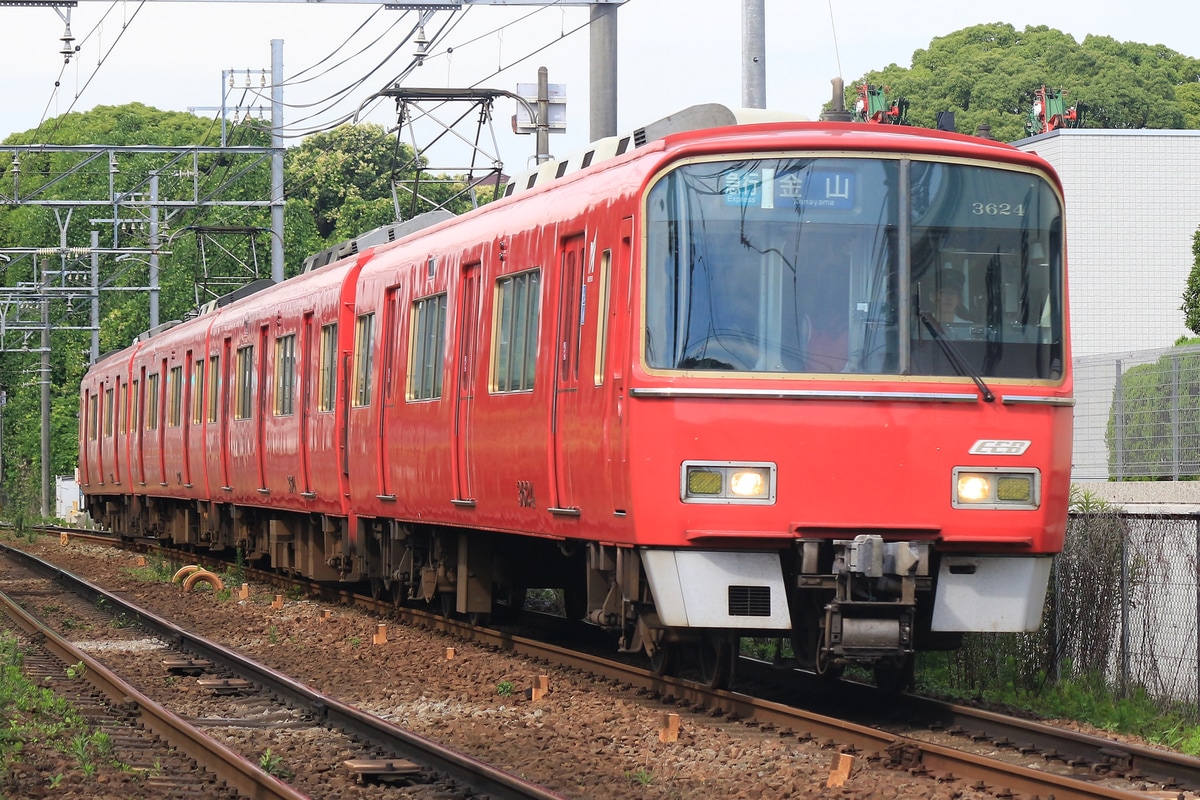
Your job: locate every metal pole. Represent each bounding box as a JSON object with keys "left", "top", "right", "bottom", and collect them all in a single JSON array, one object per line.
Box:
[
  {"left": 1114, "top": 359, "right": 1125, "bottom": 479},
  {"left": 90, "top": 229, "right": 99, "bottom": 363},
  {"left": 1195, "top": 518, "right": 1199, "bottom": 718},
  {"left": 1172, "top": 354, "right": 1180, "bottom": 480},
  {"left": 40, "top": 258, "right": 51, "bottom": 519},
  {"left": 589, "top": 3, "right": 618, "bottom": 141},
  {"left": 536, "top": 66, "right": 550, "bottom": 164},
  {"left": 149, "top": 172, "right": 160, "bottom": 330},
  {"left": 1120, "top": 524, "right": 1130, "bottom": 697},
  {"left": 741, "top": 0, "right": 766, "bottom": 108},
  {"left": 271, "top": 39, "right": 285, "bottom": 284}
]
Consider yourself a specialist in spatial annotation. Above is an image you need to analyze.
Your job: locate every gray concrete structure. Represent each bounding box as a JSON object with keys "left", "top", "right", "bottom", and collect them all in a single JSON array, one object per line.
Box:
[{"left": 1013, "top": 129, "right": 1200, "bottom": 358}]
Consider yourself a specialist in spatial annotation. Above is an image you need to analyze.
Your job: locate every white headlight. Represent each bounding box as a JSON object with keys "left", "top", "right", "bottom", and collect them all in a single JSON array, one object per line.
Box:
[{"left": 682, "top": 461, "right": 776, "bottom": 504}]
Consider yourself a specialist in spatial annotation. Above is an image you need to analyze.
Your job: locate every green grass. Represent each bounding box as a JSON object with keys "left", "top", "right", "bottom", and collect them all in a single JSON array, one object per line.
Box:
[
  {"left": 0, "top": 632, "right": 124, "bottom": 783},
  {"left": 915, "top": 653, "right": 1200, "bottom": 755}
]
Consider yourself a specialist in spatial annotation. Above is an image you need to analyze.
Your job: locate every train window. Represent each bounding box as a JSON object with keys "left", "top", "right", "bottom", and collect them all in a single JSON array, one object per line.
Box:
[
  {"left": 318, "top": 323, "right": 337, "bottom": 412},
  {"left": 594, "top": 249, "right": 612, "bottom": 386},
  {"left": 130, "top": 380, "right": 139, "bottom": 432},
  {"left": 274, "top": 334, "right": 296, "bottom": 415},
  {"left": 191, "top": 360, "right": 205, "bottom": 425},
  {"left": 644, "top": 156, "right": 1063, "bottom": 381},
  {"left": 409, "top": 294, "right": 447, "bottom": 400},
  {"left": 234, "top": 346, "right": 254, "bottom": 420},
  {"left": 88, "top": 393, "right": 98, "bottom": 441},
  {"left": 168, "top": 366, "right": 183, "bottom": 427},
  {"left": 492, "top": 270, "right": 541, "bottom": 393},
  {"left": 104, "top": 388, "right": 114, "bottom": 438},
  {"left": 352, "top": 314, "right": 375, "bottom": 407},
  {"left": 207, "top": 356, "right": 219, "bottom": 423},
  {"left": 119, "top": 382, "right": 128, "bottom": 434},
  {"left": 146, "top": 373, "right": 160, "bottom": 430}
]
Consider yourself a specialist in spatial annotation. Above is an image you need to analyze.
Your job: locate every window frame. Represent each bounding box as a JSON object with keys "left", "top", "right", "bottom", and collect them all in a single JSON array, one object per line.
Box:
[
  {"left": 491, "top": 269, "right": 541, "bottom": 394},
  {"left": 274, "top": 333, "right": 297, "bottom": 416},
  {"left": 408, "top": 294, "right": 448, "bottom": 401},
  {"left": 352, "top": 313, "right": 375, "bottom": 407}
]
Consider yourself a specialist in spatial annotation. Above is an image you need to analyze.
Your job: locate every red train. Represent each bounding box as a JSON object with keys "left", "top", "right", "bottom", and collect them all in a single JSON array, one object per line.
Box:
[{"left": 79, "top": 105, "right": 1072, "bottom": 689}]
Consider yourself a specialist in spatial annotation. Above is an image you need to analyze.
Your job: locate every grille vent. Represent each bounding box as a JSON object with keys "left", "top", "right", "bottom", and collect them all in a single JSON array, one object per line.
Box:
[{"left": 728, "top": 586, "right": 771, "bottom": 617}]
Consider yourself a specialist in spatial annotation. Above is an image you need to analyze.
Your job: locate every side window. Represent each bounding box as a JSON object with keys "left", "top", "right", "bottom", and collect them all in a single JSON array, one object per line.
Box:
[
  {"left": 192, "top": 359, "right": 205, "bottom": 424},
  {"left": 88, "top": 393, "right": 99, "bottom": 441},
  {"left": 130, "top": 380, "right": 139, "bottom": 432},
  {"left": 118, "top": 382, "right": 128, "bottom": 434},
  {"left": 104, "top": 387, "right": 114, "bottom": 438},
  {"left": 318, "top": 323, "right": 337, "bottom": 412},
  {"left": 168, "top": 365, "right": 183, "bottom": 427},
  {"left": 352, "top": 314, "right": 375, "bottom": 407},
  {"left": 274, "top": 334, "right": 296, "bottom": 415},
  {"left": 234, "top": 346, "right": 254, "bottom": 420},
  {"left": 594, "top": 250, "right": 612, "bottom": 386},
  {"left": 408, "top": 294, "right": 447, "bottom": 400},
  {"left": 146, "top": 373, "right": 160, "bottom": 430},
  {"left": 207, "top": 356, "right": 219, "bottom": 423},
  {"left": 492, "top": 270, "right": 541, "bottom": 393}
]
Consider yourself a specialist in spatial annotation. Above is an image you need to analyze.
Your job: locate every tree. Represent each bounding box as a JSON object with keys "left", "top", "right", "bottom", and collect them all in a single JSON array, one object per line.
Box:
[
  {"left": 850, "top": 23, "right": 1200, "bottom": 142},
  {"left": 1181, "top": 228, "right": 1200, "bottom": 334}
]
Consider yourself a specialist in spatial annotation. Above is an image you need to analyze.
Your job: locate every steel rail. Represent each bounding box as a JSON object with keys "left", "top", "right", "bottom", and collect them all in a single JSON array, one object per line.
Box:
[
  {"left": 33, "top": 532, "right": 1187, "bottom": 800},
  {"left": 1, "top": 542, "right": 569, "bottom": 800},
  {"left": 0, "top": 584, "right": 310, "bottom": 800}
]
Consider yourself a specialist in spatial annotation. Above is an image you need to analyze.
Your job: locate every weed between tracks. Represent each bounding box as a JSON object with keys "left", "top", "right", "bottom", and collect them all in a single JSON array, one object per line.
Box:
[{"left": 0, "top": 631, "right": 126, "bottom": 797}]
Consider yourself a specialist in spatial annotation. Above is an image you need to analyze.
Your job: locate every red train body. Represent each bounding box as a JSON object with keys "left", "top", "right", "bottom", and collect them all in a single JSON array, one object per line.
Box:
[{"left": 80, "top": 108, "right": 1072, "bottom": 688}]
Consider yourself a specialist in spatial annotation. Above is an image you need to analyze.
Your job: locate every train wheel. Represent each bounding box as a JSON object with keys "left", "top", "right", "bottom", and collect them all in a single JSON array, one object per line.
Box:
[
  {"left": 439, "top": 591, "right": 455, "bottom": 619},
  {"left": 467, "top": 611, "right": 490, "bottom": 627},
  {"left": 873, "top": 656, "right": 914, "bottom": 694},
  {"left": 696, "top": 633, "right": 736, "bottom": 690},
  {"left": 369, "top": 578, "right": 384, "bottom": 601},
  {"left": 648, "top": 642, "right": 678, "bottom": 677},
  {"left": 390, "top": 581, "right": 405, "bottom": 608}
]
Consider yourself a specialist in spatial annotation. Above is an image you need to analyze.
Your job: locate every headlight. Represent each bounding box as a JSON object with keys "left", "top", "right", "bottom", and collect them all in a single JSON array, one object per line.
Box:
[
  {"left": 952, "top": 468, "right": 1040, "bottom": 509},
  {"left": 682, "top": 461, "right": 776, "bottom": 504}
]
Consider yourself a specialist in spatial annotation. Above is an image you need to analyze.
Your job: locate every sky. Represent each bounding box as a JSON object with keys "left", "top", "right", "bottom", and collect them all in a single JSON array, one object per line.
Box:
[{"left": 2, "top": 0, "right": 1200, "bottom": 171}]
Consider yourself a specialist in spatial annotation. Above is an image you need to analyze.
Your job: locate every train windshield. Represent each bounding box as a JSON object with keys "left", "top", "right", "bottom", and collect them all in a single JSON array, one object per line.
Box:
[{"left": 644, "top": 156, "right": 1065, "bottom": 380}]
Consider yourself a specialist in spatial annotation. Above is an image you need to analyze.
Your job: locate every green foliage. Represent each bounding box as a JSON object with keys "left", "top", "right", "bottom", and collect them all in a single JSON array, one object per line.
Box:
[
  {"left": 850, "top": 23, "right": 1200, "bottom": 141},
  {"left": 1182, "top": 228, "right": 1200, "bottom": 334},
  {"left": 1106, "top": 344, "right": 1200, "bottom": 479},
  {"left": 496, "top": 680, "right": 514, "bottom": 697},
  {"left": 258, "top": 748, "right": 292, "bottom": 778},
  {"left": 0, "top": 631, "right": 101, "bottom": 780}
]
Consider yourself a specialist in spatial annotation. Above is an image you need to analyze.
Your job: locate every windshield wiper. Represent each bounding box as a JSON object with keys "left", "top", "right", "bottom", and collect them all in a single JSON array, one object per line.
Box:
[{"left": 917, "top": 312, "right": 995, "bottom": 403}]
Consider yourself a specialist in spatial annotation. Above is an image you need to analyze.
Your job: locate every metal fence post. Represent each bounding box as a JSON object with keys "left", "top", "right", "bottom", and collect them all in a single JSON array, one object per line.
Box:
[
  {"left": 1120, "top": 522, "right": 1130, "bottom": 698},
  {"left": 1172, "top": 354, "right": 1180, "bottom": 480},
  {"left": 1195, "top": 518, "right": 1200, "bottom": 717},
  {"left": 1114, "top": 359, "right": 1125, "bottom": 480}
]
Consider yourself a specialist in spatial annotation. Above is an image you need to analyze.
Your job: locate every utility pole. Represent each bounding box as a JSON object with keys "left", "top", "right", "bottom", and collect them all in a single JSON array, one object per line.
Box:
[
  {"left": 589, "top": 3, "right": 618, "bottom": 140},
  {"left": 40, "top": 258, "right": 51, "bottom": 519},
  {"left": 742, "top": 0, "right": 766, "bottom": 108},
  {"left": 271, "top": 39, "right": 285, "bottom": 284}
]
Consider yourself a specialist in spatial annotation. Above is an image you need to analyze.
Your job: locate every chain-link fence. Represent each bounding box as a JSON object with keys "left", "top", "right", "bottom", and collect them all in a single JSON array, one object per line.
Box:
[
  {"left": 1074, "top": 345, "right": 1200, "bottom": 480},
  {"left": 946, "top": 510, "right": 1200, "bottom": 716}
]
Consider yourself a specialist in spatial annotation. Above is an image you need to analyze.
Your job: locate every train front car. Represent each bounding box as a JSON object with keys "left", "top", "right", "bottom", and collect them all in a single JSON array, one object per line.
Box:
[{"left": 622, "top": 125, "right": 1070, "bottom": 689}]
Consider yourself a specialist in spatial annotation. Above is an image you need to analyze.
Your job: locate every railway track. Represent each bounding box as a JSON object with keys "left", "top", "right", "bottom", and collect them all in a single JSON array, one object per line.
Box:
[
  {"left": 14, "top": 529, "right": 1200, "bottom": 800},
  {"left": 0, "top": 539, "right": 567, "bottom": 800}
]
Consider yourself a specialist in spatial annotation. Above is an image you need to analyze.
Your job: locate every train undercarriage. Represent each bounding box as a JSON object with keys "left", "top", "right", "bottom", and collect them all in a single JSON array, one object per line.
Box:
[{"left": 89, "top": 494, "right": 953, "bottom": 691}]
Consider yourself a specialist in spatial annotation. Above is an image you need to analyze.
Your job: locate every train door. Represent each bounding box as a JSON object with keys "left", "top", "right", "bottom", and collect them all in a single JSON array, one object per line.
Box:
[
  {"left": 219, "top": 338, "right": 232, "bottom": 490},
  {"left": 256, "top": 325, "right": 269, "bottom": 491},
  {"left": 300, "top": 314, "right": 314, "bottom": 496},
  {"left": 182, "top": 350, "right": 193, "bottom": 488},
  {"left": 378, "top": 287, "right": 401, "bottom": 500},
  {"left": 551, "top": 235, "right": 587, "bottom": 514},
  {"left": 454, "top": 263, "right": 480, "bottom": 503},
  {"left": 607, "top": 218, "right": 634, "bottom": 514},
  {"left": 135, "top": 367, "right": 146, "bottom": 485}
]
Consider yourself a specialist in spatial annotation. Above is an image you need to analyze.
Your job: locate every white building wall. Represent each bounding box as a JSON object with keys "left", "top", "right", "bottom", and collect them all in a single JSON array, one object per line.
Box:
[{"left": 1015, "top": 129, "right": 1200, "bottom": 357}]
